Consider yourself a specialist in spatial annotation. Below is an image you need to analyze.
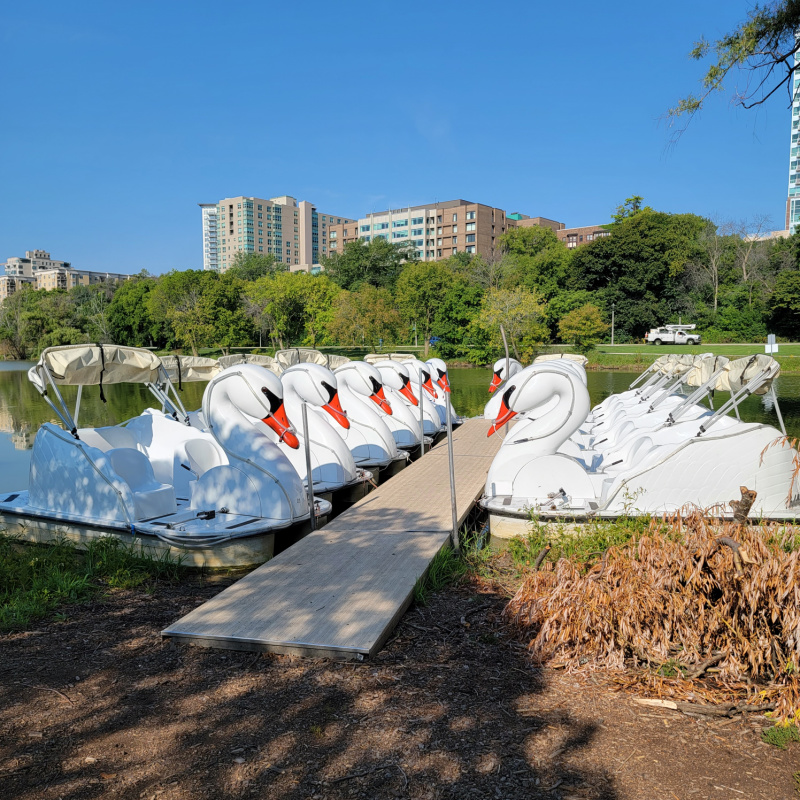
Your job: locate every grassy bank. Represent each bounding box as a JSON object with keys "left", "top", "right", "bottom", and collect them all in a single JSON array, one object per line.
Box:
[
  {"left": 0, "top": 536, "right": 188, "bottom": 630},
  {"left": 586, "top": 343, "right": 800, "bottom": 373}
]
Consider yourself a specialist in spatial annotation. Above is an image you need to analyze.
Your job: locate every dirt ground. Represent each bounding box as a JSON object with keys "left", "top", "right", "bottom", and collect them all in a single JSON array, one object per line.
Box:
[{"left": 1, "top": 576, "right": 797, "bottom": 800}]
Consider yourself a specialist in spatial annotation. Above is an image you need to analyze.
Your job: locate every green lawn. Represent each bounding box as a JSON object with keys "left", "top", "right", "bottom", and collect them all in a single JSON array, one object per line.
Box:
[{"left": 581, "top": 343, "right": 800, "bottom": 373}]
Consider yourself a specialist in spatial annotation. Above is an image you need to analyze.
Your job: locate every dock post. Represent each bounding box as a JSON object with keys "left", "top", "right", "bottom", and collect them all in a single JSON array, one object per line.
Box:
[
  {"left": 419, "top": 370, "right": 425, "bottom": 459},
  {"left": 445, "top": 388, "right": 458, "bottom": 553},
  {"left": 301, "top": 401, "right": 316, "bottom": 531}
]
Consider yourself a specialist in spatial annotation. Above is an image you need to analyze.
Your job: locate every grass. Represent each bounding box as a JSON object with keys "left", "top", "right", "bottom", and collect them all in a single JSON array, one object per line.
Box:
[
  {"left": 0, "top": 535, "right": 187, "bottom": 630},
  {"left": 762, "top": 723, "right": 800, "bottom": 749},
  {"left": 413, "top": 539, "right": 470, "bottom": 605}
]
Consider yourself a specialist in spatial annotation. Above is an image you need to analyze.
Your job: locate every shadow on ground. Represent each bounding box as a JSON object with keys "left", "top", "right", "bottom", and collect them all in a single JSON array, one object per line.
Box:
[{"left": 0, "top": 579, "right": 617, "bottom": 800}]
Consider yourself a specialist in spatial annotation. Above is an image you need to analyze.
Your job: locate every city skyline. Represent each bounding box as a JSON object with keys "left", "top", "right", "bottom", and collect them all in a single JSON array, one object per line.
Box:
[{"left": 0, "top": 1, "right": 791, "bottom": 275}]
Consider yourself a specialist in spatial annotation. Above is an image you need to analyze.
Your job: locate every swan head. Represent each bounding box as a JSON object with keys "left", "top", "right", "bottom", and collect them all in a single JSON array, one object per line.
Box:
[
  {"left": 487, "top": 365, "right": 576, "bottom": 437},
  {"left": 208, "top": 364, "right": 299, "bottom": 449},
  {"left": 335, "top": 362, "right": 393, "bottom": 415},
  {"left": 374, "top": 361, "right": 418, "bottom": 406},
  {"left": 406, "top": 359, "right": 438, "bottom": 399},
  {"left": 427, "top": 357, "right": 450, "bottom": 394},
  {"left": 489, "top": 357, "right": 523, "bottom": 393},
  {"left": 282, "top": 363, "right": 350, "bottom": 429}
]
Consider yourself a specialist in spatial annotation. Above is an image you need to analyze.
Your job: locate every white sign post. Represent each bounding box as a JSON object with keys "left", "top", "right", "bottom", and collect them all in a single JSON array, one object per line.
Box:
[{"left": 765, "top": 333, "right": 779, "bottom": 354}]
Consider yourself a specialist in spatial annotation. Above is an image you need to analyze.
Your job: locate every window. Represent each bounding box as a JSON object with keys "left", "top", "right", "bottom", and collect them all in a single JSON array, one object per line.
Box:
[
  {"left": 392, "top": 219, "right": 407, "bottom": 227},
  {"left": 465, "top": 245, "right": 476, "bottom": 254},
  {"left": 414, "top": 239, "right": 423, "bottom": 247},
  {"left": 452, "top": 236, "right": 457, "bottom": 244},
  {"left": 392, "top": 231, "right": 408, "bottom": 239},
  {"left": 437, "top": 249, "right": 443, "bottom": 257},
  {"left": 466, "top": 211, "right": 476, "bottom": 220},
  {"left": 466, "top": 222, "right": 476, "bottom": 231},
  {"left": 437, "top": 227, "right": 442, "bottom": 235},
  {"left": 360, "top": 224, "right": 370, "bottom": 232},
  {"left": 437, "top": 215, "right": 442, "bottom": 223},
  {"left": 437, "top": 238, "right": 442, "bottom": 246},
  {"left": 452, "top": 225, "right": 458, "bottom": 233},
  {"left": 466, "top": 234, "right": 476, "bottom": 243},
  {"left": 258, "top": 205, "right": 262, "bottom": 211},
  {"left": 411, "top": 228, "right": 423, "bottom": 236},
  {"left": 411, "top": 217, "right": 423, "bottom": 225},
  {"left": 452, "top": 213, "right": 458, "bottom": 222},
  {"left": 374, "top": 222, "right": 389, "bottom": 230},
  {"left": 330, "top": 231, "right": 337, "bottom": 238}
]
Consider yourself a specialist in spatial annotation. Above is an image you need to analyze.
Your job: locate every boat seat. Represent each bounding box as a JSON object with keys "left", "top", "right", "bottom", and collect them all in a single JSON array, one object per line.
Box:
[
  {"left": 78, "top": 426, "right": 139, "bottom": 453},
  {"left": 106, "top": 447, "right": 177, "bottom": 520},
  {"left": 184, "top": 438, "right": 225, "bottom": 478}
]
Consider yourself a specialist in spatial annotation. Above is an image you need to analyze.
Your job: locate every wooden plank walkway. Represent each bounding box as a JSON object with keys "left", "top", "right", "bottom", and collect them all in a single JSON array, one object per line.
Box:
[{"left": 161, "top": 418, "right": 502, "bottom": 660}]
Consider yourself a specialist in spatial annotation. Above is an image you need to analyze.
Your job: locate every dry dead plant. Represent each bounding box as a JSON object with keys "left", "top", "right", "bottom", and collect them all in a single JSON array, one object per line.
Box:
[{"left": 504, "top": 512, "right": 800, "bottom": 723}]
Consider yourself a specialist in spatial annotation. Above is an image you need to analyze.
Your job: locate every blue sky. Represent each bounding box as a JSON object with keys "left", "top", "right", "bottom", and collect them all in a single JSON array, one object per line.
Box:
[{"left": 0, "top": 1, "right": 792, "bottom": 274}]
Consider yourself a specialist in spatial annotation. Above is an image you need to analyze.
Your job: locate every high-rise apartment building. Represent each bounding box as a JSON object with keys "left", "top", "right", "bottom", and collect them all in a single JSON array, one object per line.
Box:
[
  {"left": 327, "top": 199, "right": 513, "bottom": 262},
  {"left": 788, "top": 57, "right": 800, "bottom": 233},
  {"left": 199, "top": 204, "right": 218, "bottom": 272},
  {"left": 202, "top": 195, "right": 355, "bottom": 272}
]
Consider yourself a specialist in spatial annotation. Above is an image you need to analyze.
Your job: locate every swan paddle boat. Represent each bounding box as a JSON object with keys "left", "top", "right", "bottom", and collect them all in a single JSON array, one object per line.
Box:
[
  {"left": 333, "top": 361, "right": 408, "bottom": 480},
  {"left": 481, "top": 355, "right": 798, "bottom": 541},
  {"left": 0, "top": 345, "right": 330, "bottom": 567},
  {"left": 367, "top": 359, "right": 428, "bottom": 455},
  {"left": 277, "top": 361, "right": 372, "bottom": 504}
]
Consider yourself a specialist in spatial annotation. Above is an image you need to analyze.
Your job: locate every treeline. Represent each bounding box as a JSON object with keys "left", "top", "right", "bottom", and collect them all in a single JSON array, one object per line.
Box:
[{"left": 4, "top": 199, "right": 800, "bottom": 362}]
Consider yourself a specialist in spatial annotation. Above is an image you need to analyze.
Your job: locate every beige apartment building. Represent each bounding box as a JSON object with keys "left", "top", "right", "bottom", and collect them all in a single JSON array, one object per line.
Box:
[
  {"left": 0, "top": 250, "right": 130, "bottom": 300},
  {"left": 328, "top": 199, "right": 514, "bottom": 262},
  {"left": 203, "top": 195, "right": 355, "bottom": 272}
]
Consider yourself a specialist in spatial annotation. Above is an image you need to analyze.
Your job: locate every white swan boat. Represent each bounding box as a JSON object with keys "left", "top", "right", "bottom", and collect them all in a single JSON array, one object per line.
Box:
[
  {"left": 0, "top": 345, "right": 331, "bottom": 566},
  {"left": 333, "top": 361, "right": 408, "bottom": 479},
  {"left": 481, "top": 355, "right": 798, "bottom": 539}
]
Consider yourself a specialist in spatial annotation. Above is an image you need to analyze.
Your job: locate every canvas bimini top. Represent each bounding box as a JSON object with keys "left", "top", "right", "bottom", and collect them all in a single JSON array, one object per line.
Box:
[
  {"left": 27, "top": 344, "right": 189, "bottom": 435},
  {"left": 275, "top": 348, "right": 351, "bottom": 371},
  {"left": 28, "top": 344, "right": 163, "bottom": 392},
  {"left": 160, "top": 355, "right": 221, "bottom": 386}
]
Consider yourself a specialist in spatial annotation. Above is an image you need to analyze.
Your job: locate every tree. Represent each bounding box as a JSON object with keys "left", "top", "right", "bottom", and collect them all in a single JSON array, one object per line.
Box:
[
  {"left": 570, "top": 209, "right": 706, "bottom": 341},
  {"left": 476, "top": 286, "right": 549, "bottom": 361},
  {"left": 320, "top": 238, "right": 417, "bottom": 291},
  {"left": 669, "top": 2, "right": 800, "bottom": 128},
  {"left": 610, "top": 196, "right": 650, "bottom": 224},
  {"left": 394, "top": 261, "right": 455, "bottom": 355},
  {"left": 770, "top": 270, "right": 800, "bottom": 338},
  {"left": 328, "top": 285, "right": 401, "bottom": 348},
  {"left": 108, "top": 277, "right": 161, "bottom": 347},
  {"left": 558, "top": 304, "right": 609, "bottom": 352},
  {"left": 498, "top": 226, "right": 573, "bottom": 299},
  {"left": 226, "top": 251, "right": 283, "bottom": 281},
  {"left": 685, "top": 220, "right": 736, "bottom": 312}
]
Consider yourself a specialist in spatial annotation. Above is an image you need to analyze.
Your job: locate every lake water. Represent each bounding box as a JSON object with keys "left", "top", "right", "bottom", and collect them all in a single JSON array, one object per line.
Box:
[{"left": 0, "top": 362, "right": 795, "bottom": 494}]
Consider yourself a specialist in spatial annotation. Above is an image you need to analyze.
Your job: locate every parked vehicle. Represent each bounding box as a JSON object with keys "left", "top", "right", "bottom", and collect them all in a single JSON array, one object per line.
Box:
[{"left": 645, "top": 324, "right": 701, "bottom": 345}]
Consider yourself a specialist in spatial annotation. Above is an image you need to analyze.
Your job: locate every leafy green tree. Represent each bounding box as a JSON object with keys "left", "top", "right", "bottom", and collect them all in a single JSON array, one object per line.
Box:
[
  {"left": 558, "top": 304, "right": 609, "bottom": 352},
  {"left": 543, "top": 289, "right": 594, "bottom": 338},
  {"left": 669, "top": 2, "right": 800, "bottom": 127},
  {"left": 108, "top": 277, "right": 161, "bottom": 347},
  {"left": 476, "top": 286, "right": 549, "bottom": 361},
  {"left": 328, "top": 285, "right": 400, "bottom": 348},
  {"left": 430, "top": 280, "right": 485, "bottom": 359},
  {"left": 610, "top": 196, "right": 650, "bottom": 224},
  {"left": 226, "top": 251, "right": 283, "bottom": 281},
  {"left": 570, "top": 209, "right": 706, "bottom": 341},
  {"left": 770, "top": 270, "right": 800, "bottom": 339},
  {"left": 320, "top": 238, "right": 417, "bottom": 291},
  {"left": 395, "top": 261, "right": 455, "bottom": 354}
]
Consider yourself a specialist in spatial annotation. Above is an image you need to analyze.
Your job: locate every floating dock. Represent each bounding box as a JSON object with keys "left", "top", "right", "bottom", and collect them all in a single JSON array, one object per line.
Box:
[{"left": 162, "top": 418, "right": 503, "bottom": 660}]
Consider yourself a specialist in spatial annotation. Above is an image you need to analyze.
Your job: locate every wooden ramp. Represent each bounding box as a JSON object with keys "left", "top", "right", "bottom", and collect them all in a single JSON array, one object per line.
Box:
[{"left": 161, "top": 418, "right": 502, "bottom": 660}]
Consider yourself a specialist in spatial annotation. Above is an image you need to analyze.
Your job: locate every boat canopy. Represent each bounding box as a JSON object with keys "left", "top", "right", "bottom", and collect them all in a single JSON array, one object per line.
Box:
[
  {"left": 160, "top": 355, "right": 221, "bottom": 385},
  {"left": 684, "top": 355, "right": 730, "bottom": 387},
  {"left": 217, "top": 353, "right": 283, "bottom": 375},
  {"left": 275, "top": 348, "right": 350, "bottom": 371},
  {"left": 533, "top": 353, "right": 589, "bottom": 367},
  {"left": 715, "top": 354, "right": 779, "bottom": 395},
  {"left": 28, "top": 344, "right": 162, "bottom": 392},
  {"left": 364, "top": 353, "right": 416, "bottom": 364}
]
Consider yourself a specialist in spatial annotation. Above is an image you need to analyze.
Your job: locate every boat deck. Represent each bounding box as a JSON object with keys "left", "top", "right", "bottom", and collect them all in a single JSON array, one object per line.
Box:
[{"left": 161, "top": 418, "right": 503, "bottom": 660}]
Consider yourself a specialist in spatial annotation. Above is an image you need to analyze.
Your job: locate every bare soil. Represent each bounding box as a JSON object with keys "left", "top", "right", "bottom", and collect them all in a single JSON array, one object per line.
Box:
[{"left": 1, "top": 576, "right": 796, "bottom": 800}]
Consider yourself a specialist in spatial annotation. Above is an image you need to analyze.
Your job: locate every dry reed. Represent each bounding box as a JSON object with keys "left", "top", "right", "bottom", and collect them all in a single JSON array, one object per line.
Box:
[{"left": 504, "top": 511, "right": 800, "bottom": 723}]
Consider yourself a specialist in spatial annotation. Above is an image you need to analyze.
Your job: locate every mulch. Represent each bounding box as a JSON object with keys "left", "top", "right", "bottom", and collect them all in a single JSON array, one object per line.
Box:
[{"left": 0, "top": 575, "right": 796, "bottom": 799}]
